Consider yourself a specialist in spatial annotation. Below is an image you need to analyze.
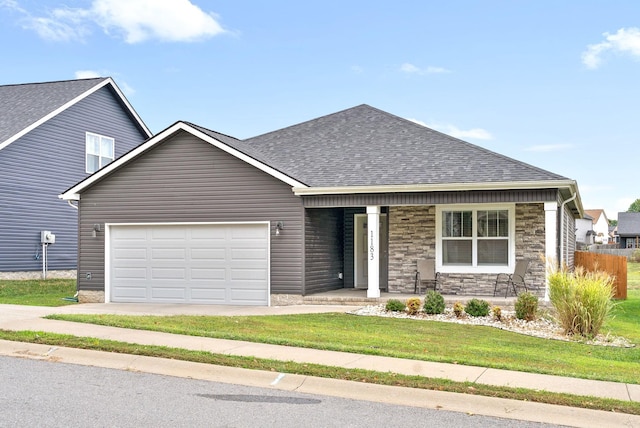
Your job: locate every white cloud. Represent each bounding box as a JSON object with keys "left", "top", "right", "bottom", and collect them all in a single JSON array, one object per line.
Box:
[
  {"left": 524, "top": 143, "right": 574, "bottom": 153},
  {"left": 582, "top": 27, "right": 640, "bottom": 69},
  {"left": 407, "top": 118, "right": 493, "bottom": 140},
  {"left": 5, "top": 0, "right": 225, "bottom": 43},
  {"left": 92, "top": 0, "right": 225, "bottom": 43},
  {"left": 400, "top": 63, "right": 450, "bottom": 75},
  {"left": 350, "top": 65, "right": 364, "bottom": 74},
  {"left": 75, "top": 70, "right": 102, "bottom": 79}
]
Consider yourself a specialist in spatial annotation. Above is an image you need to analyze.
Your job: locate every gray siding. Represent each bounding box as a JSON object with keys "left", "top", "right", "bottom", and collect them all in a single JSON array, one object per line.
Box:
[
  {"left": 77, "top": 131, "right": 305, "bottom": 294},
  {"left": 0, "top": 86, "right": 148, "bottom": 271},
  {"left": 304, "top": 208, "right": 344, "bottom": 294},
  {"left": 302, "top": 189, "right": 558, "bottom": 208}
]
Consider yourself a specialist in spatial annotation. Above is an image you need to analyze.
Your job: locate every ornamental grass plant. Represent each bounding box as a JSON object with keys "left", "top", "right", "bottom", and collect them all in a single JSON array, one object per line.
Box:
[{"left": 548, "top": 265, "right": 615, "bottom": 339}]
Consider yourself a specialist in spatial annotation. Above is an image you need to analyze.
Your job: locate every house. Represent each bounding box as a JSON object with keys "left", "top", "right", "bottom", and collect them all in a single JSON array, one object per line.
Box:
[
  {"left": 0, "top": 78, "right": 152, "bottom": 278},
  {"left": 59, "top": 105, "right": 583, "bottom": 305},
  {"left": 575, "top": 213, "right": 595, "bottom": 247},
  {"left": 617, "top": 212, "right": 640, "bottom": 249},
  {"left": 583, "top": 209, "right": 610, "bottom": 245}
]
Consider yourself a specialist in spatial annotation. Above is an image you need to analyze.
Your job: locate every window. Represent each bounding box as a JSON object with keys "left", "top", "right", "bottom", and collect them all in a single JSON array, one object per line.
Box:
[
  {"left": 86, "top": 133, "right": 114, "bottom": 173},
  {"left": 437, "top": 205, "right": 514, "bottom": 273}
]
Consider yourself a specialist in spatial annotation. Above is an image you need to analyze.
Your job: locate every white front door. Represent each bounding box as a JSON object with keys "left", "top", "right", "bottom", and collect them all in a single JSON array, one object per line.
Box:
[{"left": 354, "top": 214, "right": 388, "bottom": 289}]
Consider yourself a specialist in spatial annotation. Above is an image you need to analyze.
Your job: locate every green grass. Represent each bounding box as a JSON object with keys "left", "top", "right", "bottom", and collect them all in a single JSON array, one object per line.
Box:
[
  {"left": 2, "top": 329, "right": 639, "bottom": 416},
  {"left": 48, "top": 304, "right": 640, "bottom": 384},
  {"left": 0, "top": 279, "right": 77, "bottom": 306},
  {"left": 628, "top": 261, "right": 640, "bottom": 290}
]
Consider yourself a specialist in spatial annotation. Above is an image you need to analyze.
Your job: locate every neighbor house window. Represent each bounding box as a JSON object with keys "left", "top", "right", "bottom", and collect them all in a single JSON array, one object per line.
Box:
[
  {"left": 86, "top": 132, "right": 114, "bottom": 173},
  {"left": 437, "top": 205, "right": 514, "bottom": 273}
]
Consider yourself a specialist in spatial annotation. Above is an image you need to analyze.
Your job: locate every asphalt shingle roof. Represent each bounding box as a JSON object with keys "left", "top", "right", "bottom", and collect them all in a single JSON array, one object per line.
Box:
[
  {"left": 617, "top": 212, "right": 640, "bottom": 235},
  {"left": 238, "top": 104, "right": 568, "bottom": 187},
  {"left": 0, "top": 77, "right": 108, "bottom": 146}
]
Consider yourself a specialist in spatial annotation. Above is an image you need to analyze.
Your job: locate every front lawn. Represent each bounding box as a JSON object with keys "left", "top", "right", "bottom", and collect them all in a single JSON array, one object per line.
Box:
[{"left": 0, "top": 279, "right": 77, "bottom": 306}]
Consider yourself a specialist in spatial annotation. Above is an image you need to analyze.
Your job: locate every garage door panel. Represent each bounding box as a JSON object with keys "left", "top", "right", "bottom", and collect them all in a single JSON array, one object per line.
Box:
[
  {"left": 151, "top": 268, "right": 187, "bottom": 280},
  {"left": 110, "top": 224, "right": 269, "bottom": 305},
  {"left": 151, "top": 287, "right": 186, "bottom": 300},
  {"left": 190, "top": 268, "right": 225, "bottom": 280},
  {"left": 113, "top": 267, "right": 147, "bottom": 280},
  {"left": 113, "top": 248, "right": 147, "bottom": 260},
  {"left": 190, "top": 248, "right": 226, "bottom": 260},
  {"left": 112, "top": 286, "right": 147, "bottom": 300}
]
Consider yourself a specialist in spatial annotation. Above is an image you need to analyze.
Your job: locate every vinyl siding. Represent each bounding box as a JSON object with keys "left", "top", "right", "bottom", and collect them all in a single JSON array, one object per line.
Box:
[
  {"left": 304, "top": 208, "right": 344, "bottom": 294},
  {"left": 77, "top": 131, "right": 304, "bottom": 294},
  {"left": 0, "top": 86, "right": 148, "bottom": 271}
]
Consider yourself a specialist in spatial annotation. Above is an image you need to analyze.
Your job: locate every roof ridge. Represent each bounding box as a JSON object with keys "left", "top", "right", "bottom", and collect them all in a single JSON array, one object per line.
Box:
[
  {"left": 244, "top": 104, "right": 371, "bottom": 141},
  {"left": 0, "top": 77, "right": 107, "bottom": 88}
]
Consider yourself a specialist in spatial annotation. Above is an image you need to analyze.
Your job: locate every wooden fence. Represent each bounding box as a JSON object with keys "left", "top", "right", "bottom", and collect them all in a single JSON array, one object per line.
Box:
[{"left": 574, "top": 251, "right": 627, "bottom": 299}]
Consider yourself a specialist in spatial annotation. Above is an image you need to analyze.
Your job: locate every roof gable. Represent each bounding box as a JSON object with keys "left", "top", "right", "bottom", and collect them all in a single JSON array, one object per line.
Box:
[
  {"left": 0, "top": 77, "right": 151, "bottom": 151},
  {"left": 243, "top": 104, "right": 569, "bottom": 187}
]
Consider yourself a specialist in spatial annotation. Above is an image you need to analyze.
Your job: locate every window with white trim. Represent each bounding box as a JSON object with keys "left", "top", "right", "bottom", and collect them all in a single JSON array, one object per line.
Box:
[
  {"left": 437, "top": 205, "right": 515, "bottom": 273},
  {"left": 86, "top": 132, "right": 114, "bottom": 173}
]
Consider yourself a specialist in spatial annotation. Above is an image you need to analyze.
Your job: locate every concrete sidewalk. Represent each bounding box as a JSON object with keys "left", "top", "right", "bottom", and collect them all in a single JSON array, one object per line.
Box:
[{"left": 1, "top": 303, "right": 639, "bottom": 427}]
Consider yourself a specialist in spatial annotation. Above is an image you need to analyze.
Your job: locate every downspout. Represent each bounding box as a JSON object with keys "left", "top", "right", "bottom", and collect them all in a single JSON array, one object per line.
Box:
[
  {"left": 67, "top": 200, "right": 78, "bottom": 210},
  {"left": 559, "top": 192, "right": 577, "bottom": 267}
]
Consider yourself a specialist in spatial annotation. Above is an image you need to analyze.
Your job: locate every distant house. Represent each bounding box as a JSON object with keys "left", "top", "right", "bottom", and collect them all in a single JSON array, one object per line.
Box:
[
  {"left": 0, "top": 78, "right": 151, "bottom": 277},
  {"left": 60, "top": 105, "right": 583, "bottom": 305},
  {"left": 583, "top": 209, "right": 610, "bottom": 244},
  {"left": 575, "top": 213, "right": 595, "bottom": 247},
  {"left": 617, "top": 212, "right": 640, "bottom": 249}
]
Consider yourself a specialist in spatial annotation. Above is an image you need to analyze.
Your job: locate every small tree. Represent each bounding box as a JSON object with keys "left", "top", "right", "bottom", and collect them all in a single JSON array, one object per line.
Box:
[{"left": 628, "top": 198, "right": 640, "bottom": 212}]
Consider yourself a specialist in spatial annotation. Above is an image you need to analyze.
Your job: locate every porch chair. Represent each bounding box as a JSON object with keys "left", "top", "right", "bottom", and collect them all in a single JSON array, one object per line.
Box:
[
  {"left": 414, "top": 259, "right": 441, "bottom": 294},
  {"left": 493, "top": 259, "right": 530, "bottom": 297}
]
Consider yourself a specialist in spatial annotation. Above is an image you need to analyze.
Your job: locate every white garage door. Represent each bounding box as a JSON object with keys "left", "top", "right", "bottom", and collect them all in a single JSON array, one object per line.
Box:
[{"left": 109, "top": 223, "right": 269, "bottom": 305}]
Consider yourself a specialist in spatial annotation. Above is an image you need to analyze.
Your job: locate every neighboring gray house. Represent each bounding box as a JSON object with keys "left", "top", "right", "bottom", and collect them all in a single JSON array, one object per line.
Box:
[
  {"left": 617, "top": 212, "right": 640, "bottom": 249},
  {"left": 0, "top": 78, "right": 151, "bottom": 277},
  {"left": 60, "top": 105, "right": 583, "bottom": 305}
]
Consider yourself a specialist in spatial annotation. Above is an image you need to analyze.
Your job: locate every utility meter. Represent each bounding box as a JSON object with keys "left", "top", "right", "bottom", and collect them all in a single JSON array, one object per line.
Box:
[{"left": 41, "top": 231, "right": 56, "bottom": 244}]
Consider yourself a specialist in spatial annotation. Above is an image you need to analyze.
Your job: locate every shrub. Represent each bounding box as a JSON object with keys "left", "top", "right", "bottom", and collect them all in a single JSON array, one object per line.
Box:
[
  {"left": 423, "top": 290, "right": 445, "bottom": 315},
  {"left": 385, "top": 299, "right": 406, "bottom": 312},
  {"left": 452, "top": 302, "right": 464, "bottom": 318},
  {"left": 492, "top": 306, "right": 502, "bottom": 321},
  {"left": 631, "top": 249, "right": 640, "bottom": 263},
  {"left": 548, "top": 265, "right": 615, "bottom": 338},
  {"left": 515, "top": 292, "right": 538, "bottom": 321},
  {"left": 464, "top": 299, "right": 490, "bottom": 317},
  {"left": 406, "top": 297, "right": 421, "bottom": 315}
]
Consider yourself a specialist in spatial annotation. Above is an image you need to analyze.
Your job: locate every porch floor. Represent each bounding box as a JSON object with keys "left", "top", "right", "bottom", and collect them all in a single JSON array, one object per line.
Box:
[{"left": 301, "top": 288, "right": 530, "bottom": 310}]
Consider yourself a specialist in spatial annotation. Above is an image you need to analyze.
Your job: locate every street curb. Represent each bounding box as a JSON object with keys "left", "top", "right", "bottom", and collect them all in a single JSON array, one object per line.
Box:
[{"left": 1, "top": 339, "right": 639, "bottom": 428}]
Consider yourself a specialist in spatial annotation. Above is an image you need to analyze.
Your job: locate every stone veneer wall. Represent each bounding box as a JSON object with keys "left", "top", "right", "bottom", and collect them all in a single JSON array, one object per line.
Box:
[
  {"left": 387, "top": 206, "right": 437, "bottom": 293},
  {"left": 387, "top": 203, "right": 546, "bottom": 296}
]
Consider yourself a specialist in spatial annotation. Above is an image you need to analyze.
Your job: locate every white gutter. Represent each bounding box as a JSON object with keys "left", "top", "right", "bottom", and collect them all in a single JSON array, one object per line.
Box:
[{"left": 293, "top": 179, "right": 579, "bottom": 196}]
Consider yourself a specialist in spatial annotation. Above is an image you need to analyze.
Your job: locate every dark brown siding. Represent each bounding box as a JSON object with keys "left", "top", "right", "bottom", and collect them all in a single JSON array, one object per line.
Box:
[
  {"left": 302, "top": 189, "right": 558, "bottom": 208},
  {"left": 304, "top": 208, "right": 344, "bottom": 294},
  {"left": 77, "top": 131, "right": 304, "bottom": 294}
]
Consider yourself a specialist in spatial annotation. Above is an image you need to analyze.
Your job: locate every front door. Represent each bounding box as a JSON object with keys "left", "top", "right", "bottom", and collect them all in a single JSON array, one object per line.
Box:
[{"left": 354, "top": 214, "right": 388, "bottom": 289}]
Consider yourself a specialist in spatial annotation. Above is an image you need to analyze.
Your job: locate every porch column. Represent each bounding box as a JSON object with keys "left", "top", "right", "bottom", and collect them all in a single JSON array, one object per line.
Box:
[
  {"left": 366, "top": 206, "right": 381, "bottom": 298},
  {"left": 544, "top": 202, "right": 558, "bottom": 302}
]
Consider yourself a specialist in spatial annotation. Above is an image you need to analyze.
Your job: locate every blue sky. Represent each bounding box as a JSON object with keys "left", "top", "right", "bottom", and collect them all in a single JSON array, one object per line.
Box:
[{"left": 1, "top": 1, "right": 638, "bottom": 220}]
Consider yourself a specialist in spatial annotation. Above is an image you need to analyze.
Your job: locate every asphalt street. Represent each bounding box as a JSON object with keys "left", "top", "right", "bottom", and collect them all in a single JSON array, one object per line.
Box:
[{"left": 0, "top": 356, "right": 562, "bottom": 428}]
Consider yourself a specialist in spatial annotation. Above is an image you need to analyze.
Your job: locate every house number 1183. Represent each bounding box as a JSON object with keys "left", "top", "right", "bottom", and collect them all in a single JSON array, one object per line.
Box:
[{"left": 370, "top": 230, "right": 375, "bottom": 260}]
